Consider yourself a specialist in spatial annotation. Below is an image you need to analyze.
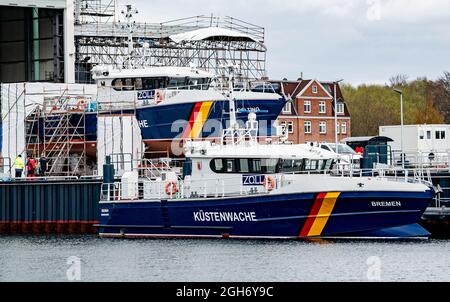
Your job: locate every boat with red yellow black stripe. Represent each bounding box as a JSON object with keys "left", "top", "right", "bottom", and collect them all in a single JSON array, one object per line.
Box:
[
  {"left": 92, "top": 65, "right": 285, "bottom": 156},
  {"left": 97, "top": 113, "right": 434, "bottom": 239}
]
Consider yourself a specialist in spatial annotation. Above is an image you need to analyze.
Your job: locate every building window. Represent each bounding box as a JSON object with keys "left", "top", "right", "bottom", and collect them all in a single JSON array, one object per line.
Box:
[
  {"left": 304, "top": 121, "right": 312, "bottom": 134},
  {"left": 282, "top": 102, "right": 292, "bottom": 114},
  {"left": 319, "top": 122, "right": 327, "bottom": 134},
  {"left": 304, "top": 101, "right": 311, "bottom": 113},
  {"left": 337, "top": 103, "right": 345, "bottom": 114},
  {"left": 436, "top": 131, "right": 446, "bottom": 140},
  {"left": 341, "top": 122, "right": 347, "bottom": 134},
  {"left": 287, "top": 121, "right": 294, "bottom": 133},
  {"left": 336, "top": 122, "right": 340, "bottom": 134},
  {"left": 319, "top": 101, "right": 326, "bottom": 114},
  {"left": 280, "top": 121, "right": 286, "bottom": 133},
  {"left": 312, "top": 85, "right": 318, "bottom": 94}
]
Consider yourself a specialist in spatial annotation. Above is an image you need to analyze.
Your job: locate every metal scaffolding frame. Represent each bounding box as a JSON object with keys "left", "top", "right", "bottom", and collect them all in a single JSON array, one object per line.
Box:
[
  {"left": 73, "top": 1, "right": 267, "bottom": 83},
  {"left": 25, "top": 88, "right": 92, "bottom": 176}
]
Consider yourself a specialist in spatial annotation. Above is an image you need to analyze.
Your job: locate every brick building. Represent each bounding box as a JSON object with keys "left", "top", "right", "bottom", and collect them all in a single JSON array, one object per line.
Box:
[{"left": 274, "top": 79, "right": 351, "bottom": 144}]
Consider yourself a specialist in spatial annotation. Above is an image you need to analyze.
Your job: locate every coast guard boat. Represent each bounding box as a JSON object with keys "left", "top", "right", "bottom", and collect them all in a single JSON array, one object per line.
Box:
[
  {"left": 97, "top": 92, "right": 434, "bottom": 239},
  {"left": 92, "top": 65, "right": 286, "bottom": 154}
]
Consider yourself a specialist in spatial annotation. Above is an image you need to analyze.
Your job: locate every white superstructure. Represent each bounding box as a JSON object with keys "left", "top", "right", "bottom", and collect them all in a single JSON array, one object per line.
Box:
[{"left": 92, "top": 65, "right": 281, "bottom": 109}]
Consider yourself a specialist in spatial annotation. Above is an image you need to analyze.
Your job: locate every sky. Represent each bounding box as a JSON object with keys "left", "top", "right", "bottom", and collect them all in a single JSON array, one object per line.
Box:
[{"left": 128, "top": 0, "right": 450, "bottom": 85}]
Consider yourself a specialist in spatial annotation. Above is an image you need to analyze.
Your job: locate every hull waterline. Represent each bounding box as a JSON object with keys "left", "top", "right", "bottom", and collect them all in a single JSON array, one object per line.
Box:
[{"left": 98, "top": 190, "right": 433, "bottom": 239}]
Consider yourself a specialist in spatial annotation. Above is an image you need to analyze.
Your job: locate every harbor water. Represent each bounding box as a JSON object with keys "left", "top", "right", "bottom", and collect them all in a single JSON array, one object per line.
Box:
[{"left": 1, "top": 236, "right": 449, "bottom": 282}]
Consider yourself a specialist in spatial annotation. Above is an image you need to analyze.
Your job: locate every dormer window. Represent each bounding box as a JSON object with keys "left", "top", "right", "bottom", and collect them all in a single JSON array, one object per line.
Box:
[
  {"left": 337, "top": 102, "right": 345, "bottom": 114},
  {"left": 312, "top": 85, "right": 318, "bottom": 94},
  {"left": 282, "top": 102, "right": 292, "bottom": 114}
]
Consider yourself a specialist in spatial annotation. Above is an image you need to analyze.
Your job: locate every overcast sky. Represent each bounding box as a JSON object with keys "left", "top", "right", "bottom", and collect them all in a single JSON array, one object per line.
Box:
[{"left": 129, "top": 0, "right": 450, "bottom": 85}]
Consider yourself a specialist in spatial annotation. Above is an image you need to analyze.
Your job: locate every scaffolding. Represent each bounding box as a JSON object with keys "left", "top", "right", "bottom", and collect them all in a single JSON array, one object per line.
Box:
[
  {"left": 75, "top": 0, "right": 117, "bottom": 24},
  {"left": 74, "top": 1, "right": 267, "bottom": 83},
  {"left": 24, "top": 86, "right": 95, "bottom": 177}
]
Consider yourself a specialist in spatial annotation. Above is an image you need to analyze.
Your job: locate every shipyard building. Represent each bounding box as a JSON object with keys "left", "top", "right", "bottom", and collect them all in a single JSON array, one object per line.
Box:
[{"left": 0, "top": 0, "right": 350, "bottom": 177}]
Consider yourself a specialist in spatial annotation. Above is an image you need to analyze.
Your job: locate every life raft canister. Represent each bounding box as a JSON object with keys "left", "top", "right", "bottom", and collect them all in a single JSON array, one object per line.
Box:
[
  {"left": 263, "top": 176, "right": 276, "bottom": 192},
  {"left": 165, "top": 181, "right": 178, "bottom": 196}
]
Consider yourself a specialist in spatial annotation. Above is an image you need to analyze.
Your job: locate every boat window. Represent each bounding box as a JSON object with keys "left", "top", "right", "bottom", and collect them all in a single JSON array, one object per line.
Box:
[
  {"left": 112, "top": 79, "right": 123, "bottom": 91},
  {"left": 187, "top": 78, "right": 210, "bottom": 90},
  {"left": 304, "top": 159, "right": 320, "bottom": 171},
  {"left": 168, "top": 77, "right": 187, "bottom": 89},
  {"left": 261, "top": 158, "right": 279, "bottom": 173},
  {"left": 112, "top": 78, "right": 139, "bottom": 91},
  {"left": 239, "top": 159, "right": 250, "bottom": 173},
  {"left": 250, "top": 159, "right": 262, "bottom": 173},
  {"left": 211, "top": 159, "right": 224, "bottom": 173},
  {"left": 142, "top": 78, "right": 156, "bottom": 90},
  {"left": 281, "top": 159, "right": 305, "bottom": 173},
  {"left": 226, "top": 159, "right": 235, "bottom": 173},
  {"left": 321, "top": 145, "right": 331, "bottom": 152},
  {"left": 324, "top": 159, "right": 334, "bottom": 171},
  {"left": 211, "top": 158, "right": 281, "bottom": 174},
  {"left": 134, "top": 78, "right": 143, "bottom": 90},
  {"left": 123, "top": 78, "right": 134, "bottom": 91},
  {"left": 319, "top": 160, "right": 328, "bottom": 171},
  {"left": 281, "top": 160, "right": 294, "bottom": 172},
  {"left": 140, "top": 77, "right": 169, "bottom": 90}
]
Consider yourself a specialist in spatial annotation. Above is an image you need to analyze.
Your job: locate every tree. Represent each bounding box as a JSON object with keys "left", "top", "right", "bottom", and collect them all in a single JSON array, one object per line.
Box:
[
  {"left": 342, "top": 76, "right": 445, "bottom": 137},
  {"left": 389, "top": 74, "right": 409, "bottom": 88},
  {"left": 428, "top": 71, "right": 450, "bottom": 123}
]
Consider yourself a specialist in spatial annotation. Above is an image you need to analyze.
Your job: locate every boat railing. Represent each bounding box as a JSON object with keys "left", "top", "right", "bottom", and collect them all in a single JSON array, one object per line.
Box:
[
  {"left": 110, "top": 153, "right": 134, "bottom": 175},
  {"left": 101, "top": 182, "right": 122, "bottom": 201},
  {"left": 133, "top": 158, "right": 183, "bottom": 180},
  {"left": 279, "top": 163, "right": 434, "bottom": 187},
  {"left": 101, "top": 174, "right": 283, "bottom": 202},
  {"left": 100, "top": 164, "right": 441, "bottom": 202},
  {"left": 389, "top": 150, "right": 450, "bottom": 170},
  {"left": 166, "top": 83, "right": 212, "bottom": 91}
]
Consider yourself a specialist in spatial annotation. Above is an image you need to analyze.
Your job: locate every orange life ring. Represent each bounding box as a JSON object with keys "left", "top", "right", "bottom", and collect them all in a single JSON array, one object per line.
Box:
[
  {"left": 263, "top": 176, "right": 276, "bottom": 192},
  {"left": 165, "top": 181, "right": 178, "bottom": 195},
  {"left": 155, "top": 90, "right": 165, "bottom": 103},
  {"left": 77, "top": 99, "right": 87, "bottom": 110}
]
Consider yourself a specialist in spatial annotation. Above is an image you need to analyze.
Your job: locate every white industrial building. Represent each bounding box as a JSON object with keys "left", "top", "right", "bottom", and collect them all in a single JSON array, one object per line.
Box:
[
  {"left": 0, "top": 0, "right": 75, "bottom": 83},
  {"left": 380, "top": 125, "right": 450, "bottom": 153}
]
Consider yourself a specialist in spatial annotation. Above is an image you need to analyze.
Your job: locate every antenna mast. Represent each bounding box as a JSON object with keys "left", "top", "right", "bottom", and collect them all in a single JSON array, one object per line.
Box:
[{"left": 120, "top": 4, "right": 139, "bottom": 69}]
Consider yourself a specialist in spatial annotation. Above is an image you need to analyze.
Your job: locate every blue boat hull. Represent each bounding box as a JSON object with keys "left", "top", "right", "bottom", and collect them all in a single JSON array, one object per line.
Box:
[
  {"left": 98, "top": 190, "right": 433, "bottom": 239},
  {"left": 136, "top": 99, "right": 286, "bottom": 142}
]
